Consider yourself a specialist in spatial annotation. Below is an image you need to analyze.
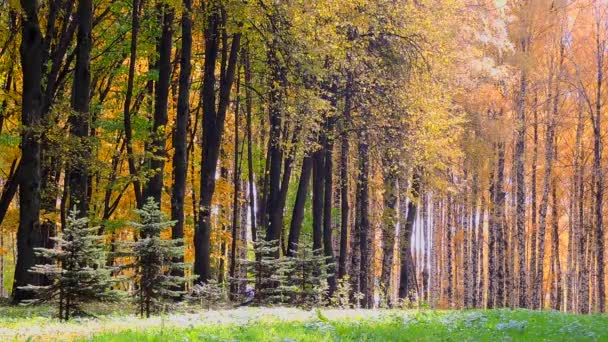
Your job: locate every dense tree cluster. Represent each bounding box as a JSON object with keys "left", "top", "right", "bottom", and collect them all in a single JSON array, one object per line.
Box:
[{"left": 0, "top": 0, "right": 607, "bottom": 315}]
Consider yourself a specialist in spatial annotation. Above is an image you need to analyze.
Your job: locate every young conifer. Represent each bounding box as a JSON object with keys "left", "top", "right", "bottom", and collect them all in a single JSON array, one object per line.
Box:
[
  {"left": 119, "top": 197, "right": 187, "bottom": 317},
  {"left": 19, "top": 208, "right": 117, "bottom": 320}
]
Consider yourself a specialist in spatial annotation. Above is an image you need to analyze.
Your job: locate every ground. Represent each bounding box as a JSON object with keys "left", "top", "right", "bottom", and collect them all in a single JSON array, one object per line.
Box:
[{"left": 1, "top": 304, "right": 607, "bottom": 341}]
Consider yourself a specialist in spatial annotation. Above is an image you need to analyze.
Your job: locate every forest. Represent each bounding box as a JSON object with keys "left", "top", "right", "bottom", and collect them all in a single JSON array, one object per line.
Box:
[{"left": 1, "top": 0, "right": 608, "bottom": 340}]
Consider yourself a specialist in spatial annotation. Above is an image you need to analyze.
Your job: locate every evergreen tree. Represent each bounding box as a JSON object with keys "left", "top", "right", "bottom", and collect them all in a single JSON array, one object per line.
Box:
[
  {"left": 237, "top": 238, "right": 333, "bottom": 306},
  {"left": 19, "top": 208, "right": 117, "bottom": 320},
  {"left": 237, "top": 236, "right": 282, "bottom": 304},
  {"left": 289, "top": 242, "right": 333, "bottom": 307},
  {"left": 118, "top": 197, "right": 187, "bottom": 317}
]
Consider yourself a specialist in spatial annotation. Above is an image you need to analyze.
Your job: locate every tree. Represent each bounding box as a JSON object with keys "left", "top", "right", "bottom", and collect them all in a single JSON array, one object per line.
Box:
[
  {"left": 19, "top": 208, "right": 116, "bottom": 321},
  {"left": 67, "top": 0, "right": 93, "bottom": 213},
  {"left": 120, "top": 198, "right": 186, "bottom": 317},
  {"left": 195, "top": 2, "right": 241, "bottom": 283},
  {"left": 13, "top": 0, "right": 44, "bottom": 303},
  {"left": 171, "top": 0, "right": 193, "bottom": 283}
]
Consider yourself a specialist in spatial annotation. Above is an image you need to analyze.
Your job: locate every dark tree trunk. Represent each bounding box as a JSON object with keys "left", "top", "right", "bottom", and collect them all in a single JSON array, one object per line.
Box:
[
  {"left": 244, "top": 49, "right": 256, "bottom": 242},
  {"left": 380, "top": 169, "right": 398, "bottom": 304},
  {"left": 550, "top": 167, "right": 562, "bottom": 310},
  {"left": 515, "top": 68, "right": 527, "bottom": 308},
  {"left": 144, "top": 6, "right": 174, "bottom": 204},
  {"left": 13, "top": 0, "right": 44, "bottom": 302},
  {"left": 398, "top": 171, "right": 421, "bottom": 301},
  {"left": 593, "top": 16, "right": 606, "bottom": 312},
  {"left": 356, "top": 128, "right": 372, "bottom": 308},
  {"left": 229, "top": 74, "right": 241, "bottom": 297},
  {"left": 529, "top": 92, "right": 539, "bottom": 307},
  {"left": 264, "top": 38, "right": 284, "bottom": 257},
  {"left": 67, "top": 0, "right": 92, "bottom": 215},
  {"left": 446, "top": 194, "right": 453, "bottom": 306},
  {"left": 171, "top": 0, "right": 192, "bottom": 273},
  {"left": 312, "top": 147, "right": 325, "bottom": 253},
  {"left": 194, "top": 6, "right": 241, "bottom": 282},
  {"left": 287, "top": 156, "right": 312, "bottom": 256},
  {"left": 338, "top": 91, "right": 351, "bottom": 279},
  {"left": 323, "top": 118, "right": 337, "bottom": 294},
  {"left": 470, "top": 173, "right": 480, "bottom": 307},
  {"left": 488, "top": 131, "right": 506, "bottom": 308},
  {"left": 124, "top": 0, "right": 142, "bottom": 208},
  {"left": 574, "top": 91, "right": 587, "bottom": 313}
]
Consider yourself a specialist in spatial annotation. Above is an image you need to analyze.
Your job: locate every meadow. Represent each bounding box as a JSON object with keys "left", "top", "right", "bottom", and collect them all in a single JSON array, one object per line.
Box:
[{"left": 1, "top": 305, "right": 607, "bottom": 341}]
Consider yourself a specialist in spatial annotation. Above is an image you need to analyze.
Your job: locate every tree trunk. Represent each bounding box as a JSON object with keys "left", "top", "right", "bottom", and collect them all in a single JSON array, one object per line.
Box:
[
  {"left": 12, "top": 0, "right": 44, "bottom": 302},
  {"left": 398, "top": 171, "right": 421, "bottom": 302},
  {"left": 123, "top": 0, "right": 143, "bottom": 208},
  {"left": 194, "top": 6, "right": 241, "bottom": 282},
  {"left": 244, "top": 48, "right": 256, "bottom": 242},
  {"left": 380, "top": 169, "right": 398, "bottom": 304},
  {"left": 356, "top": 128, "right": 372, "bottom": 308},
  {"left": 574, "top": 91, "right": 587, "bottom": 313},
  {"left": 529, "top": 92, "right": 539, "bottom": 307},
  {"left": 312, "top": 147, "right": 325, "bottom": 254},
  {"left": 323, "top": 119, "right": 337, "bottom": 295},
  {"left": 171, "top": 0, "right": 192, "bottom": 274},
  {"left": 515, "top": 65, "right": 528, "bottom": 308},
  {"left": 67, "top": 0, "right": 92, "bottom": 214},
  {"left": 229, "top": 75, "right": 241, "bottom": 297},
  {"left": 144, "top": 6, "right": 174, "bottom": 204},
  {"left": 550, "top": 167, "right": 562, "bottom": 310},
  {"left": 287, "top": 156, "right": 312, "bottom": 256},
  {"left": 593, "top": 14, "right": 606, "bottom": 312},
  {"left": 264, "top": 37, "right": 284, "bottom": 255}
]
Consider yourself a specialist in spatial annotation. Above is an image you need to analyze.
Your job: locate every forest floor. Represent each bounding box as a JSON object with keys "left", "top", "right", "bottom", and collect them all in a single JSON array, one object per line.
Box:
[{"left": 1, "top": 304, "right": 607, "bottom": 341}]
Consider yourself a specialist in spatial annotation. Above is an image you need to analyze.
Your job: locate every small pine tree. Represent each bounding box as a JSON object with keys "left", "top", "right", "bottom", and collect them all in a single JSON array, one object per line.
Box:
[
  {"left": 118, "top": 197, "right": 187, "bottom": 317},
  {"left": 237, "top": 236, "right": 282, "bottom": 304},
  {"left": 19, "top": 208, "right": 117, "bottom": 320},
  {"left": 237, "top": 239, "right": 334, "bottom": 307},
  {"left": 289, "top": 242, "right": 333, "bottom": 307}
]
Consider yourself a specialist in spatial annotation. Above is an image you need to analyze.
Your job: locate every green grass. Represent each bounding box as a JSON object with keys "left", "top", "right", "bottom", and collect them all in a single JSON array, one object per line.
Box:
[
  {"left": 1, "top": 305, "right": 607, "bottom": 341},
  {"left": 83, "top": 309, "right": 607, "bottom": 342}
]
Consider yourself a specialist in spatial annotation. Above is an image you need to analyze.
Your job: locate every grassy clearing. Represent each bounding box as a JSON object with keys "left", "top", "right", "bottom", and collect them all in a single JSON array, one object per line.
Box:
[{"left": 1, "top": 305, "right": 606, "bottom": 341}]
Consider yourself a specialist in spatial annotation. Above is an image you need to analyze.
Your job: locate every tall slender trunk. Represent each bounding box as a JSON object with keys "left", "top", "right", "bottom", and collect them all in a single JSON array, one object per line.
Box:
[
  {"left": 529, "top": 92, "right": 539, "bottom": 307},
  {"left": 338, "top": 78, "right": 352, "bottom": 280},
  {"left": 229, "top": 73, "right": 241, "bottom": 297},
  {"left": 446, "top": 194, "right": 453, "bottom": 306},
  {"left": 194, "top": 5, "right": 241, "bottom": 282},
  {"left": 356, "top": 127, "right": 372, "bottom": 308},
  {"left": 515, "top": 61, "right": 528, "bottom": 308},
  {"left": 593, "top": 13, "right": 606, "bottom": 312},
  {"left": 264, "top": 37, "right": 284, "bottom": 255},
  {"left": 338, "top": 134, "right": 350, "bottom": 279},
  {"left": 123, "top": 0, "right": 142, "bottom": 207},
  {"left": 470, "top": 174, "right": 480, "bottom": 307},
  {"left": 12, "top": 0, "right": 44, "bottom": 302},
  {"left": 399, "top": 171, "right": 421, "bottom": 302},
  {"left": 312, "top": 147, "right": 325, "bottom": 253},
  {"left": 244, "top": 48, "right": 256, "bottom": 242},
  {"left": 323, "top": 118, "right": 337, "bottom": 294},
  {"left": 575, "top": 92, "right": 588, "bottom": 313},
  {"left": 535, "top": 50, "right": 561, "bottom": 309},
  {"left": 380, "top": 169, "right": 398, "bottom": 304},
  {"left": 144, "top": 6, "right": 174, "bottom": 204},
  {"left": 171, "top": 0, "right": 192, "bottom": 272},
  {"left": 489, "top": 133, "right": 506, "bottom": 308},
  {"left": 287, "top": 156, "right": 312, "bottom": 256},
  {"left": 67, "top": 0, "right": 92, "bottom": 214},
  {"left": 550, "top": 165, "right": 562, "bottom": 310}
]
